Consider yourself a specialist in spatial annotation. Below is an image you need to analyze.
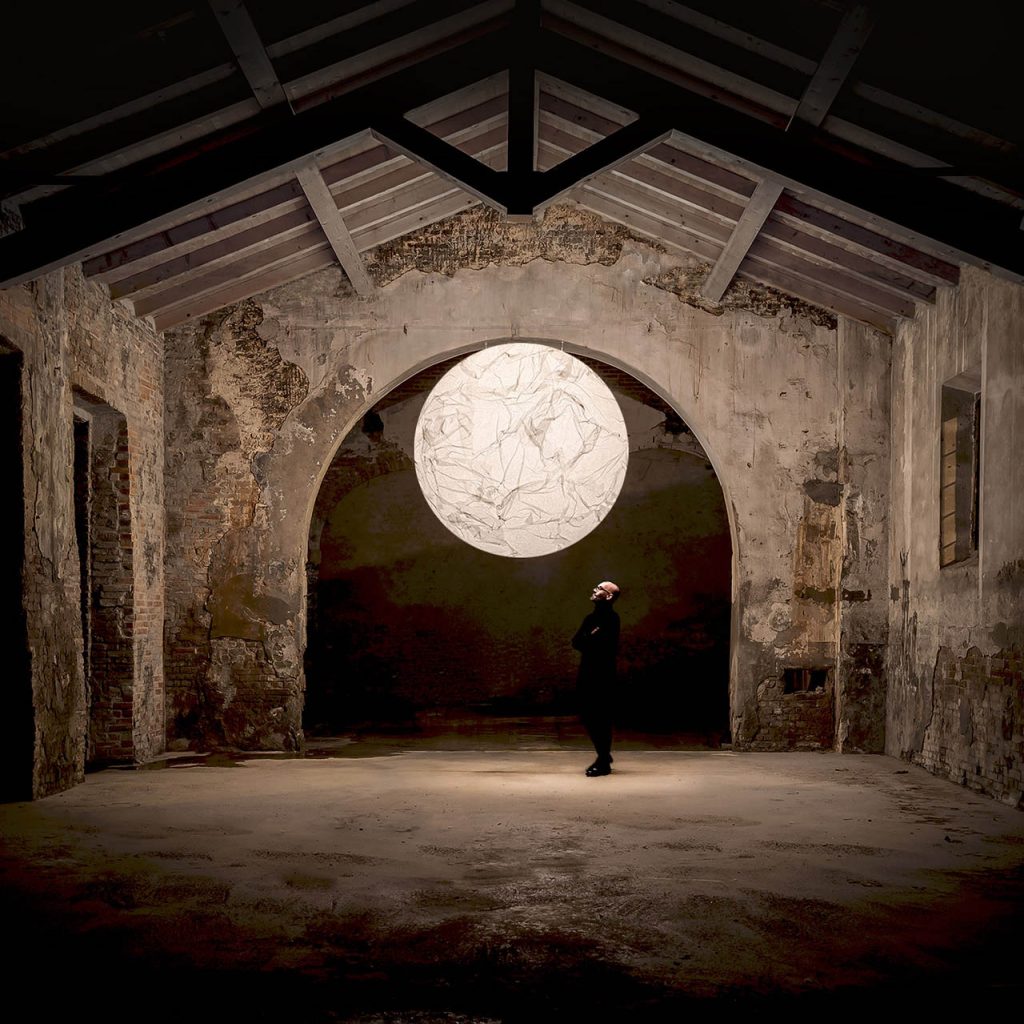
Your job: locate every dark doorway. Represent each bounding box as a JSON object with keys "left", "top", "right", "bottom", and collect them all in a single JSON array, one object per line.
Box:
[
  {"left": 72, "top": 392, "right": 135, "bottom": 767},
  {"left": 0, "top": 345, "right": 32, "bottom": 801},
  {"left": 305, "top": 356, "right": 731, "bottom": 746}
]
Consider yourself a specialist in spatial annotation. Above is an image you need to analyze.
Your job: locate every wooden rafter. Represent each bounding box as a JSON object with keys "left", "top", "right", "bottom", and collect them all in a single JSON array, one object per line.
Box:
[
  {"left": 702, "top": 3, "right": 866, "bottom": 304},
  {"left": 151, "top": 246, "right": 336, "bottom": 331},
  {"left": 701, "top": 180, "right": 784, "bottom": 301},
  {"left": 507, "top": 0, "right": 540, "bottom": 184},
  {"left": 295, "top": 163, "right": 374, "bottom": 295},
  {"left": 209, "top": 0, "right": 289, "bottom": 110},
  {"left": 788, "top": 4, "right": 874, "bottom": 129},
  {"left": 370, "top": 117, "right": 507, "bottom": 211},
  {"left": 0, "top": 0, "right": 1014, "bottom": 340}
]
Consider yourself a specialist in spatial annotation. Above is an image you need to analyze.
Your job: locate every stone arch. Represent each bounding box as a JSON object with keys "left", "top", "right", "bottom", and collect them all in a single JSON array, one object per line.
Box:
[{"left": 274, "top": 335, "right": 740, "bottom": 740}]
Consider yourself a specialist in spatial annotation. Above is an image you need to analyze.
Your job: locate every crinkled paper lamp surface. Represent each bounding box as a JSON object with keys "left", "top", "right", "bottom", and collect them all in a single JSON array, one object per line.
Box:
[{"left": 414, "top": 343, "right": 629, "bottom": 557}]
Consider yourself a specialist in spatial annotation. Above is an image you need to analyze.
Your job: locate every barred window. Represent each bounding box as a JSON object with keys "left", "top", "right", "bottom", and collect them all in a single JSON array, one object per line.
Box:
[{"left": 939, "top": 373, "right": 981, "bottom": 568}]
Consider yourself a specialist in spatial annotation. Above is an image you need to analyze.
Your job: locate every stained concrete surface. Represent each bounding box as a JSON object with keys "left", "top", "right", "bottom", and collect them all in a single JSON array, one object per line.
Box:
[{"left": 1, "top": 745, "right": 1022, "bottom": 1021}]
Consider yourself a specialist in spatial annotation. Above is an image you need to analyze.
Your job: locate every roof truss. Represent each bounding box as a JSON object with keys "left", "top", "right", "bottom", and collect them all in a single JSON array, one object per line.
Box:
[{"left": 1, "top": 0, "right": 1020, "bottom": 332}]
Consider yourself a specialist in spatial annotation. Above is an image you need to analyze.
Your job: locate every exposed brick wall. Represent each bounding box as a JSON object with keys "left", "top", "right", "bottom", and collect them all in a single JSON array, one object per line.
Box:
[
  {"left": 913, "top": 645, "right": 1023, "bottom": 803},
  {"left": 746, "top": 678, "right": 835, "bottom": 751},
  {"left": 163, "top": 301, "right": 309, "bottom": 750},
  {"left": 84, "top": 411, "right": 135, "bottom": 764},
  {"left": 0, "top": 265, "right": 164, "bottom": 796}
]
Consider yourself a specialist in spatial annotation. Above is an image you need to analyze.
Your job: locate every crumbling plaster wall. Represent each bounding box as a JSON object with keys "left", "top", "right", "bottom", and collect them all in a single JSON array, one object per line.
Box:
[
  {"left": 887, "top": 265, "right": 1023, "bottom": 807},
  {"left": 0, "top": 264, "right": 164, "bottom": 797},
  {"left": 163, "top": 209, "right": 890, "bottom": 753}
]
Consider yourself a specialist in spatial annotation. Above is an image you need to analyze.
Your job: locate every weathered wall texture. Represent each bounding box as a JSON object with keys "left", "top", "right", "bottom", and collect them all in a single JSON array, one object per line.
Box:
[
  {"left": 304, "top": 379, "right": 731, "bottom": 736},
  {"left": 887, "top": 265, "right": 1023, "bottom": 807},
  {"left": 0, "top": 265, "right": 164, "bottom": 797},
  {"left": 162, "top": 206, "right": 889, "bottom": 754},
  {"left": 835, "top": 318, "right": 891, "bottom": 751}
]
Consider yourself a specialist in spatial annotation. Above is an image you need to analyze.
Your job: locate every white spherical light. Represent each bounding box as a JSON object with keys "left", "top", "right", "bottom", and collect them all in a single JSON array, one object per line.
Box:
[{"left": 414, "top": 343, "right": 628, "bottom": 557}]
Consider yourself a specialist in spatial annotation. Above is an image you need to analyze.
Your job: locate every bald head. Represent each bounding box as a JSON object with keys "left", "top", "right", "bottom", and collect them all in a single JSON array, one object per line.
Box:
[{"left": 591, "top": 581, "right": 620, "bottom": 603}]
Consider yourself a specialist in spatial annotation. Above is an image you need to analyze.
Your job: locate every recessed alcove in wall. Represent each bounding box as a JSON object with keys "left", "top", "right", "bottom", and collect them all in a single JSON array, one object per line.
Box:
[
  {"left": 304, "top": 351, "right": 731, "bottom": 743},
  {"left": 72, "top": 390, "right": 135, "bottom": 767}
]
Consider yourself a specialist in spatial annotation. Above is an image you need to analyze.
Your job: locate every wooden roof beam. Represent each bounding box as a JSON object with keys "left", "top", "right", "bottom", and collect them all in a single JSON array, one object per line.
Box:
[
  {"left": 370, "top": 117, "right": 508, "bottom": 212},
  {"left": 788, "top": 4, "right": 874, "bottom": 129},
  {"left": 209, "top": 1, "right": 289, "bottom": 111},
  {"left": 295, "top": 163, "right": 374, "bottom": 295},
  {"left": 701, "top": 179, "right": 783, "bottom": 301},
  {"left": 507, "top": 0, "right": 540, "bottom": 183}
]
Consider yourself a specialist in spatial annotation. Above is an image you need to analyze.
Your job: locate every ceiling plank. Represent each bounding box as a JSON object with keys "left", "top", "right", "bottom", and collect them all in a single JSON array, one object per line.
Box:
[
  {"left": 136, "top": 232, "right": 330, "bottom": 316},
  {"left": 209, "top": 1, "right": 289, "bottom": 110},
  {"left": 538, "top": 90, "right": 758, "bottom": 205},
  {"left": 773, "top": 195, "right": 960, "bottom": 287},
  {"left": 83, "top": 177, "right": 308, "bottom": 279},
  {"left": 759, "top": 214, "right": 935, "bottom": 303},
  {"left": 642, "top": 142, "right": 756, "bottom": 199},
  {"left": 580, "top": 174, "right": 732, "bottom": 246},
  {"left": 296, "top": 163, "right": 374, "bottom": 295},
  {"left": 352, "top": 191, "right": 482, "bottom": 252},
  {"left": 701, "top": 180, "right": 784, "bottom": 301},
  {"left": 545, "top": 0, "right": 795, "bottom": 123},
  {"left": 265, "top": 1, "right": 419, "bottom": 59},
  {"left": 333, "top": 125, "right": 503, "bottom": 215},
  {"left": 4, "top": 97, "right": 262, "bottom": 207},
  {"left": 613, "top": 160, "right": 744, "bottom": 224},
  {"left": 737, "top": 256, "right": 898, "bottom": 335},
  {"left": 343, "top": 132, "right": 505, "bottom": 227},
  {"left": 151, "top": 246, "right": 337, "bottom": 331},
  {"left": 0, "top": 64, "right": 237, "bottom": 165},
  {"left": 568, "top": 189, "right": 725, "bottom": 263},
  {"left": 348, "top": 144, "right": 505, "bottom": 236},
  {"left": 528, "top": 114, "right": 673, "bottom": 212},
  {"left": 284, "top": 0, "right": 513, "bottom": 109},
  {"left": 110, "top": 207, "right": 318, "bottom": 299},
  {"left": 788, "top": 4, "right": 873, "bottom": 129},
  {"left": 745, "top": 236, "right": 918, "bottom": 318},
  {"left": 632, "top": 1, "right": 817, "bottom": 75},
  {"left": 410, "top": 94, "right": 508, "bottom": 144},
  {"left": 540, "top": 123, "right": 745, "bottom": 222}
]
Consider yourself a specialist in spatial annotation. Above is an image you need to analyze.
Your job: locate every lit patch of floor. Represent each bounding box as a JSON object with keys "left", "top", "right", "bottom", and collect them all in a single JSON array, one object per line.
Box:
[{"left": 1, "top": 751, "right": 1022, "bottom": 1019}]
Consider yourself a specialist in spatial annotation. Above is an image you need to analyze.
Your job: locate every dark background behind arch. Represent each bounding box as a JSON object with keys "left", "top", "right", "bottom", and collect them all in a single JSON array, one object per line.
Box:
[{"left": 305, "top": 355, "right": 731, "bottom": 741}]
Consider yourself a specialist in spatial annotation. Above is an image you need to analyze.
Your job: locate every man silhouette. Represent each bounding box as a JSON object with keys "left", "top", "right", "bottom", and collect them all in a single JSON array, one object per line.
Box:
[{"left": 572, "top": 580, "right": 620, "bottom": 777}]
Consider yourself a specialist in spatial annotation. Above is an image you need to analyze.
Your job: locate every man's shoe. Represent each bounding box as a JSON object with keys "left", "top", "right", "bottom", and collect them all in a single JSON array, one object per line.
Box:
[{"left": 585, "top": 761, "right": 612, "bottom": 777}]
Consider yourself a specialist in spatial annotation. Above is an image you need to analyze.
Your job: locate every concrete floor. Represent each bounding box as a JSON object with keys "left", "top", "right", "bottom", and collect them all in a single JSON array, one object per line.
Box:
[{"left": 2, "top": 743, "right": 1022, "bottom": 1020}]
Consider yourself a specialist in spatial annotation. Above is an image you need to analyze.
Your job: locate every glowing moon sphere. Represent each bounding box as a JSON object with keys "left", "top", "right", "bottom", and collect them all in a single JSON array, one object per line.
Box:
[{"left": 414, "top": 343, "right": 628, "bottom": 557}]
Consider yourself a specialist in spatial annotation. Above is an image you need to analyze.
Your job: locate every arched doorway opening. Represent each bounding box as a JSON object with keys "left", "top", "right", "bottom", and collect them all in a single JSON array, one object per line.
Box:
[{"left": 303, "top": 351, "right": 732, "bottom": 746}]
